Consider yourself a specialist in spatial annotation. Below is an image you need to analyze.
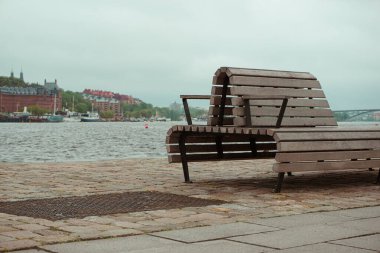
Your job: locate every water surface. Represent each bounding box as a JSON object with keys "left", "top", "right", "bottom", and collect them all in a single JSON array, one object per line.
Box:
[
  {"left": 1, "top": 121, "right": 378, "bottom": 163},
  {"left": 0, "top": 122, "right": 181, "bottom": 163}
]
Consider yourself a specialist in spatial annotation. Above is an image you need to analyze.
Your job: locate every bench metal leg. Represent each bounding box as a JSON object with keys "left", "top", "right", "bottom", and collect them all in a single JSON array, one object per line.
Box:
[
  {"left": 273, "top": 172, "right": 285, "bottom": 193},
  {"left": 216, "top": 135, "right": 224, "bottom": 159},
  {"left": 249, "top": 138, "right": 257, "bottom": 156},
  {"left": 366, "top": 158, "right": 374, "bottom": 171},
  {"left": 179, "top": 134, "right": 191, "bottom": 183},
  {"left": 287, "top": 172, "right": 293, "bottom": 176},
  {"left": 377, "top": 169, "right": 380, "bottom": 185}
]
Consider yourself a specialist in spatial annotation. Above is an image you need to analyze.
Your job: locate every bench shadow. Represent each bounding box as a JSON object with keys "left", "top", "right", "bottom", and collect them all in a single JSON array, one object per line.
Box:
[{"left": 191, "top": 170, "right": 379, "bottom": 193}]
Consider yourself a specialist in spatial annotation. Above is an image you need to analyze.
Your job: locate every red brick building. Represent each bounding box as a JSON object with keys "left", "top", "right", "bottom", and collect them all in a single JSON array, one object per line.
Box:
[
  {"left": 0, "top": 92, "right": 62, "bottom": 113},
  {"left": 0, "top": 80, "right": 62, "bottom": 113},
  {"left": 92, "top": 98, "right": 121, "bottom": 115},
  {"left": 82, "top": 93, "right": 121, "bottom": 115},
  {"left": 83, "top": 89, "right": 113, "bottom": 98},
  {"left": 83, "top": 89, "right": 141, "bottom": 105}
]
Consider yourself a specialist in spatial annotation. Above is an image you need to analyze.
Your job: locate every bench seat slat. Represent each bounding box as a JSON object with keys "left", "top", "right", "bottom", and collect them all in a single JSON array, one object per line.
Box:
[
  {"left": 167, "top": 143, "right": 277, "bottom": 153},
  {"left": 230, "top": 76, "right": 321, "bottom": 88},
  {"left": 231, "top": 97, "right": 330, "bottom": 108},
  {"left": 233, "top": 107, "right": 334, "bottom": 117},
  {"left": 231, "top": 86, "right": 325, "bottom": 98},
  {"left": 276, "top": 150, "right": 380, "bottom": 162},
  {"left": 169, "top": 152, "right": 276, "bottom": 163},
  {"left": 267, "top": 127, "right": 380, "bottom": 136},
  {"left": 166, "top": 134, "right": 273, "bottom": 144},
  {"left": 274, "top": 132, "right": 380, "bottom": 141},
  {"left": 210, "top": 96, "right": 232, "bottom": 105},
  {"left": 209, "top": 107, "right": 234, "bottom": 116},
  {"left": 278, "top": 140, "right": 380, "bottom": 152},
  {"left": 273, "top": 159, "right": 380, "bottom": 172},
  {"left": 234, "top": 117, "right": 338, "bottom": 127},
  {"left": 166, "top": 125, "right": 262, "bottom": 135},
  {"left": 212, "top": 86, "right": 231, "bottom": 96},
  {"left": 208, "top": 117, "right": 235, "bottom": 126},
  {"left": 225, "top": 68, "right": 316, "bottom": 80}
]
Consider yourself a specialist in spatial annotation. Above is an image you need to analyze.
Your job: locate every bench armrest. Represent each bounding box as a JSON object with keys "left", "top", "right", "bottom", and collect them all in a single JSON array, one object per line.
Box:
[
  {"left": 242, "top": 96, "right": 289, "bottom": 128},
  {"left": 180, "top": 95, "right": 211, "bottom": 100},
  {"left": 180, "top": 95, "right": 211, "bottom": 125}
]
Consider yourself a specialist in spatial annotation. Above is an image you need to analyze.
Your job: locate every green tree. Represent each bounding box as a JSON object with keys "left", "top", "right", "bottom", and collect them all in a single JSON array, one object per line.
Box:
[
  {"left": 123, "top": 102, "right": 155, "bottom": 118},
  {"left": 28, "top": 105, "right": 49, "bottom": 116},
  {"left": 75, "top": 103, "right": 90, "bottom": 113},
  {"left": 100, "top": 110, "right": 115, "bottom": 119},
  {"left": 0, "top": 76, "right": 26, "bottom": 87},
  {"left": 61, "top": 90, "right": 92, "bottom": 112}
]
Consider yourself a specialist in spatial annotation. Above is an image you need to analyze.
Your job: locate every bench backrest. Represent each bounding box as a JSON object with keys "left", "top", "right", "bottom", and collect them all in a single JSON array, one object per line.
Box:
[{"left": 207, "top": 67, "right": 338, "bottom": 128}]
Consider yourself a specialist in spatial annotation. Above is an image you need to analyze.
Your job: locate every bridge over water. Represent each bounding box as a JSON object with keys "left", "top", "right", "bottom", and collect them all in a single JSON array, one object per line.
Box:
[{"left": 333, "top": 109, "right": 380, "bottom": 121}]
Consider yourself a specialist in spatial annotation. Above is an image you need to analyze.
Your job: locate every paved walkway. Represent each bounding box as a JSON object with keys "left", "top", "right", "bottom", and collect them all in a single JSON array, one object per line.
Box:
[
  {"left": 0, "top": 158, "right": 379, "bottom": 252},
  {"left": 11, "top": 206, "right": 380, "bottom": 252}
]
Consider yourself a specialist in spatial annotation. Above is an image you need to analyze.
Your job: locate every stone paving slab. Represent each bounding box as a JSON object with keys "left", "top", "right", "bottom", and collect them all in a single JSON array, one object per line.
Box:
[
  {"left": 9, "top": 207, "right": 380, "bottom": 253},
  {"left": 272, "top": 243, "right": 376, "bottom": 253},
  {"left": 126, "top": 240, "right": 271, "bottom": 253},
  {"left": 151, "top": 222, "right": 278, "bottom": 243},
  {"left": 332, "top": 217, "right": 380, "bottom": 234},
  {"left": 250, "top": 212, "right": 356, "bottom": 229},
  {"left": 324, "top": 206, "right": 380, "bottom": 219},
  {"left": 12, "top": 250, "right": 48, "bottom": 253},
  {"left": 0, "top": 239, "right": 40, "bottom": 252},
  {"left": 229, "top": 224, "right": 371, "bottom": 249},
  {"left": 40, "top": 235, "right": 181, "bottom": 253},
  {"left": 331, "top": 234, "right": 380, "bottom": 251}
]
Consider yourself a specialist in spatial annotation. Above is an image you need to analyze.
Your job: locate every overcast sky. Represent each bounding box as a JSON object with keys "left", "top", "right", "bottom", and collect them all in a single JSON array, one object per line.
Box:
[{"left": 0, "top": 0, "right": 379, "bottom": 109}]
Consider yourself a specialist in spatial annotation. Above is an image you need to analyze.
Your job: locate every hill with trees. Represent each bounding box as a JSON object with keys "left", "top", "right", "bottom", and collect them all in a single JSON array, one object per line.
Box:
[
  {"left": 61, "top": 90, "right": 93, "bottom": 113},
  {"left": 0, "top": 76, "right": 40, "bottom": 88}
]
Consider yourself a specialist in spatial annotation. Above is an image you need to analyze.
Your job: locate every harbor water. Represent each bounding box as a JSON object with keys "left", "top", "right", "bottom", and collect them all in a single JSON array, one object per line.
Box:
[
  {"left": 0, "top": 122, "right": 182, "bottom": 163},
  {"left": 0, "top": 121, "right": 378, "bottom": 163}
]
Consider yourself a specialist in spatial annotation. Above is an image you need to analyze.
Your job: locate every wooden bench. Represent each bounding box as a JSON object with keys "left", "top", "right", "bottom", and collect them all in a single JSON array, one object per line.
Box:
[{"left": 166, "top": 67, "right": 380, "bottom": 192}]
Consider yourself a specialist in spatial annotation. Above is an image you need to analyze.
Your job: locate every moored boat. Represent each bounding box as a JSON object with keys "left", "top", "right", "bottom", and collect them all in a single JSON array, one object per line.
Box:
[
  {"left": 0, "top": 112, "right": 30, "bottom": 122},
  {"left": 81, "top": 112, "right": 102, "bottom": 122},
  {"left": 47, "top": 114, "right": 64, "bottom": 122},
  {"left": 46, "top": 91, "right": 64, "bottom": 122}
]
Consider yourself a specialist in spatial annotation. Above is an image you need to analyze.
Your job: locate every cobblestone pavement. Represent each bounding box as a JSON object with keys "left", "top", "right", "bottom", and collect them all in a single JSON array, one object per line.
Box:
[{"left": 0, "top": 158, "right": 379, "bottom": 251}]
